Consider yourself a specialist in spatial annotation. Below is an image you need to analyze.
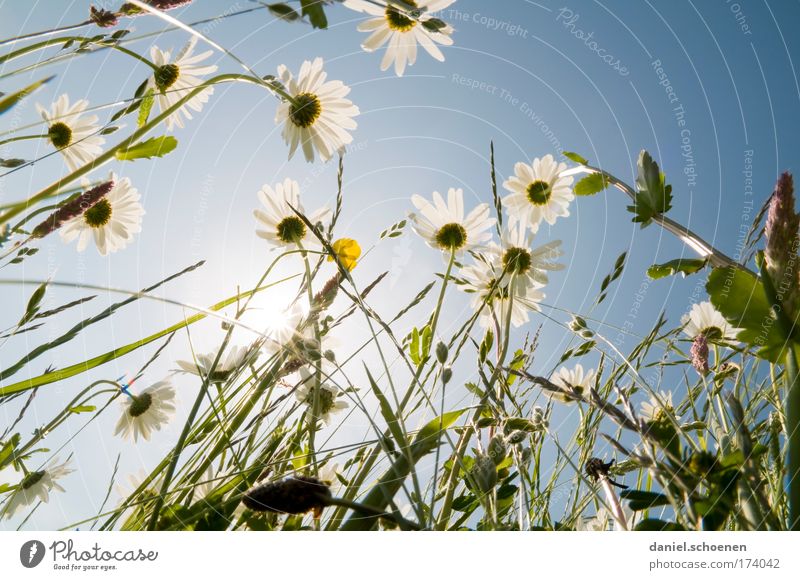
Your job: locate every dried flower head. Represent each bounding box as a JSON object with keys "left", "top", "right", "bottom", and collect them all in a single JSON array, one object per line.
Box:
[
  {"left": 119, "top": 0, "right": 193, "bottom": 15},
  {"left": 90, "top": 6, "right": 119, "bottom": 27},
  {"left": 690, "top": 333, "right": 709, "bottom": 375},
  {"left": 765, "top": 172, "right": 800, "bottom": 318},
  {"left": 242, "top": 475, "right": 331, "bottom": 517},
  {"left": 32, "top": 180, "right": 114, "bottom": 239}
]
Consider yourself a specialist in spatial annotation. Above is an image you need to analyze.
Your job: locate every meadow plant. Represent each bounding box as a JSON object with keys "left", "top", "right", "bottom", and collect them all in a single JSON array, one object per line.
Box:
[{"left": 0, "top": 0, "right": 798, "bottom": 533}]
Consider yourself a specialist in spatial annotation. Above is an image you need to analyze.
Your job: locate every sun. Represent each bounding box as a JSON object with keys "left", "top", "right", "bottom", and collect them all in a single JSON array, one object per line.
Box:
[{"left": 243, "top": 286, "right": 308, "bottom": 345}]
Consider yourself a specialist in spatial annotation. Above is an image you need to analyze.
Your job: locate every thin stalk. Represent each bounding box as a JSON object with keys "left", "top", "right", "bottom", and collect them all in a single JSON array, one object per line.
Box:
[
  {"left": 786, "top": 343, "right": 800, "bottom": 529},
  {"left": 0, "top": 133, "right": 45, "bottom": 147}
]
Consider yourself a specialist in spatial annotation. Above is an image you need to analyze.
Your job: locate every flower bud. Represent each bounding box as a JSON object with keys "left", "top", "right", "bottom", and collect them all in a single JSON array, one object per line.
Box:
[
  {"left": 441, "top": 367, "right": 452, "bottom": 384},
  {"left": 488, "top": 435, "right": 507, "bottom": 465},
  {"left": 435, "top": 341, "right": 448, "bottom": 364},
  {"left": 470, "top": 454, "right": 497, "bottom": 493}
]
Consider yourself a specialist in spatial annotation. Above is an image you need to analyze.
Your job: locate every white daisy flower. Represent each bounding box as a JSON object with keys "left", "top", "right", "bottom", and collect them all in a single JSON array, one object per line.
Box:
[
  {"left": 344, "top": 0, "right": 456, "bottom": 77},
  {"left": 176, "top": 344, "right": 252, "bottom": 382},
  {"left": 295, "top": 367, "right": 349, "bottom": 425},
  {"left": 548, "top": 363, "right": 596, "bottom": 403},
  {"left": 36, "top": 94, "right": 105, "bottom": 173},
  {"left": 149, "top": 36, "right": 218, "bottom": 131},
  {"left": 409, "top": 188, "right": 495, "bottom": 253},
  {"left": 460, "top": 255, "right": 545, "bottom": 329},
  {"left": 254, "top": 178, "right": 331, "bottom": 249},
  {"left": 681, "top": 301, "right": 740, "bottom": 342},
  {"left": 503, "top": 154, "right": 575, "bottom": 233},
  {"left": 114, "top": 380, "right": 176, "bottom": 442},
  {"left": 275, "top": 57, "right": 360, "bottom": 162},
  {"left": 59, "top": 173, "right": 144, "bottom": 256},
  {"left": 2, "top": 457, "right": 73, "bottom": 520},
  {"left": 490, "top": 218, "right": 564, "bottom": 289},
  {"left": 639, "top": 390, "right": 679, "bottom": 423}
]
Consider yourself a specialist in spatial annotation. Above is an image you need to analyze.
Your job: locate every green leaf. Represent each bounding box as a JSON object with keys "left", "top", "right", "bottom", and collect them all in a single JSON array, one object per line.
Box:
[
  {"left": 420, "top": 324, "right": 432, "bottom": 362},
  {"left": 0, "top": 76, "right": 54, "bottom": 115},
  {"left": 300, "top": 0, "right": 327, "bottom": 29},
  {"left": 0, "top": 158, "right": 26, "bottom": 168},
  {"left": 574, "top": 173, "right": 609, "bottom": 196},
  {"left": 137, "top": 88, "right": 154, "bottom": 128},
  {"left": 706, "top": 266, "right": 793, "bottom": 362},
  {"left": 563, "top": 151, "right": 589, "bottom": 165},
  {"left": 364, "top": 365, "right": 407, "bottom": 450},
  {"left": 69, "top": 405, "right": 96, "bottom": 414},
  {"left": 115, "top": 136, "right": 177, "bottom": 161},
  {"left": 620, "top": 489, "right": 671, "bottom": 510},
  {"left": 647, "top": 258, "right": 707, "bottom": 280},
  {"left": 409, "top": 327, "right": 421, "bottom": 365},
  {"left": 19, "top": 281, "right": 48, "bottom": 326},
  {"left": 411, "top": 408, "right": 466, "bottom": 458},
  {"left": 627, "top": 150, "right": 673, "bottom": 225},
  {"left": 268, "top": 3, "right": 300, "bottom": 21},
  {"left": 0, "top": 434, "right": 21, "bottom": 469}
]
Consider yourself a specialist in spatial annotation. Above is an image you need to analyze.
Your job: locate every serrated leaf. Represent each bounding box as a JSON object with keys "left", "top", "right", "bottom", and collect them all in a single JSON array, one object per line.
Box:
[
  {"left": 0, "top": 76, "right": 55, "bottom": 115},
  {"left": 115, "top": 136, "right": 178, "bottom": 161},
  {"left": 300, "top": 0, "right": 327, "bottom": 28},
  {"left": 137, "top": 88, "right": 154, "bottom": 127},
  {"left": 627, "top": 150, "right": 673, "bottom": 225},
  {"left": 647, "top": 258, "right": 707, "bottom": 280},
  {"left": 574, "top": 173, "right": 609, "bottom": 196},
  {"left": 268, "top": 3, "right": 300, "bottom": 20},
  {"left": 563, "top": 151, "right": 589, "bottom": 165},
  {"left": 706, "top": 266, "right": 793, "bottom": 362}
]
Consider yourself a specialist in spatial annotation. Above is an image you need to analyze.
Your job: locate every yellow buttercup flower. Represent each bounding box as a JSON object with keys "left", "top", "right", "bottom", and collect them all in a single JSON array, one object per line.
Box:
[{"left": 328, "top": 238, "right": 361, "bottom": 271}]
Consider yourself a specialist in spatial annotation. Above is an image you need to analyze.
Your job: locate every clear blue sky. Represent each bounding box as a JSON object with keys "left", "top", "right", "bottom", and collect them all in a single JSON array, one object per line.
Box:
[{"left": 1, "top": 0, "right": 798, "bottom": 529}]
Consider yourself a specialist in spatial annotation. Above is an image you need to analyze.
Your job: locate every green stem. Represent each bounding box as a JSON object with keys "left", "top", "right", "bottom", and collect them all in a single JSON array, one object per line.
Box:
[
  {"left": 0, "top": 36, "right": 158, "bottom": 69},
  {"left": 786, "top": 343, "right": 800, "bottom": 529},
  {"left": 0, "top": 133, "right": 45, "bottom": 147}
]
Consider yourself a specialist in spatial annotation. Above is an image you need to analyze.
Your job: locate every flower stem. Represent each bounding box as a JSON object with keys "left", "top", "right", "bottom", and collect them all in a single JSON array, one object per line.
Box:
[
  {"left": 786, "top": 343, "right": 800, "bottom": 529},
  {"left": 0, "top": 133, "right": 46, "bottom": 147}
]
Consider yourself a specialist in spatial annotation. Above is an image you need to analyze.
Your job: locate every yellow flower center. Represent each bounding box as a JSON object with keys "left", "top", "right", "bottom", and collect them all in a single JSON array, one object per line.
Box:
[
  {"left": 385, "top": 0, "right": 418, "bottom": 32},
  {"left": 435, "top": 222, "right": 467, "bottom": 250},
  {"left": 154, "top": 64, "right": 180, "bottom": 92},
  {"left": 48, "top": 122, "right": 72, "bottom": 149},
  {"left": 129, "top": 392, "right": 153, "bottom": 418},
  {"left": 503, "top": 247, "right": 532, "bottom": 274},
  {"left": 526, "top": 180, "right": 552, "bottom": 206},
  {"left": 277, "top": 216, "right": 307, "bottom": 244},
  {"left": 84, "top": 199, "right": 113, "bottom": 228},
  {"left": 289, "top": 92, "right": 322, "bottom": 128}
]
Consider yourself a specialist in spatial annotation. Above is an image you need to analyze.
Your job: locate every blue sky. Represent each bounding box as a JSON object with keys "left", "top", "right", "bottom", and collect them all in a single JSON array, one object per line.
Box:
[{"left": 1, "top": 0, "right": 799, "bottom": 529}]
